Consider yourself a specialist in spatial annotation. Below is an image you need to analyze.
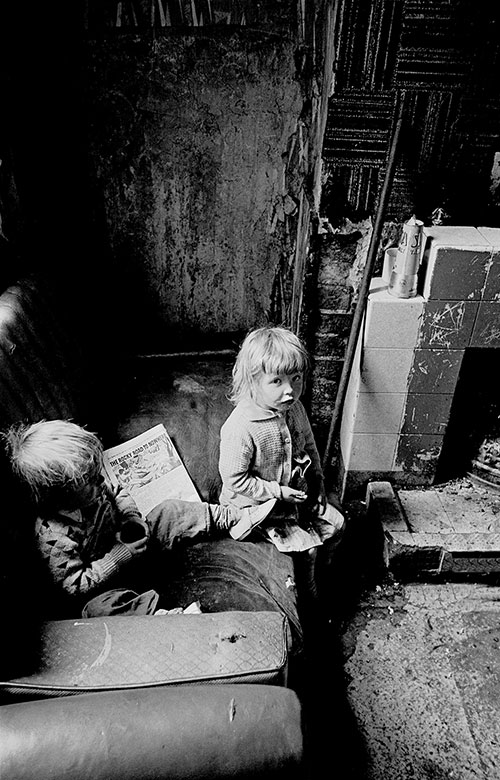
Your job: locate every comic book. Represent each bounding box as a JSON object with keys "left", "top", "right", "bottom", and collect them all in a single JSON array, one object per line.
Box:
[
  {"left": 263, "top": 502, "right": 345, "bottom": 553},
  {"left": 102, "top": 424, "right": 200, "bottom": 516}
]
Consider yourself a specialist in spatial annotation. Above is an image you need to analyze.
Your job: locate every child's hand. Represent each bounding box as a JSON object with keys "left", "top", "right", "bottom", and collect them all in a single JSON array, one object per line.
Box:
[
  {"left": 280, "top": 486, "right": 308, "bottom": 504},
  {"left": 117, "top": 534, "right": 149, "bottom": 557},
  {"left": 120, "top": 519, "right": 149, "bottom": 543},
  {"left": 116, "top": 522, "right": 149, "bottom": 557}
]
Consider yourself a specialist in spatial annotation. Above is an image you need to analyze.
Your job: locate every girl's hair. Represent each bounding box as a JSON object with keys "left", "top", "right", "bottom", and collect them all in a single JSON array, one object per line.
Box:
[
  {"left": 2, "top": 420, "right": 104, "bottom": 509},
  {"left": 230, "top": 326, "right": 310, "bottom": 404}
]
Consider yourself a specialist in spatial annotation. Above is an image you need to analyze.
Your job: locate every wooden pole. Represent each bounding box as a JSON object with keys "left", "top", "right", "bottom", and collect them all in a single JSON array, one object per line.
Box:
[{"left": 322, "top": 90, "right": 407, "bottom": 475}]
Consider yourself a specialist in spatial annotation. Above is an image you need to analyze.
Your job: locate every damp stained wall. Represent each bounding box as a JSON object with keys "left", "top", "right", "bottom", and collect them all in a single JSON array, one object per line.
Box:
[{"left": 84, "top": 33, "right": 305, "bottom": 349}]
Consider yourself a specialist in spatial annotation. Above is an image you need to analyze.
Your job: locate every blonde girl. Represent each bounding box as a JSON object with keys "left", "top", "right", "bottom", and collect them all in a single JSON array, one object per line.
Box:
[{"left": 219, "top": 326, "right": 344, "bottom": 614}]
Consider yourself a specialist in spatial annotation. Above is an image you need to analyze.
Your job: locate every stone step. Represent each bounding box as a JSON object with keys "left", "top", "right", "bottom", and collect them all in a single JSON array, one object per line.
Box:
[{"left": 366, "top": 480, "right": 500, "bottom": 580}]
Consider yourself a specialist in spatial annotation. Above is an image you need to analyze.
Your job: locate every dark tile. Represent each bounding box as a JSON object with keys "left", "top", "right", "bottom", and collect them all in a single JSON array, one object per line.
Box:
[
  {"left": 423, "top": 248, "right": 490, "bottom": 300},
  {"left": 395, "top": 434, "right": 443, "bottom": 480},
  {"left": 408, "top": 349, "right": 464, "bottom": 393},
  {"left": 470, "top": 302, "right": 500, "bottom": 347},
  {"left": 483, "top": 250, "right": 500, "bottom": 301},
  {"left": 401, "top": 394, "right": 454, "bottom": 435},
  {"left": 417, "top": 300, "right": 478, "bottom": 349}
]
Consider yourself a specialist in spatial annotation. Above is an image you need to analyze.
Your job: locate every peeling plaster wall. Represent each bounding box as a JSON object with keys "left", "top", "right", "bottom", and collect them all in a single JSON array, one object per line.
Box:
[{"left": 85, "top": 34, "right": 304, "bottom": 349}]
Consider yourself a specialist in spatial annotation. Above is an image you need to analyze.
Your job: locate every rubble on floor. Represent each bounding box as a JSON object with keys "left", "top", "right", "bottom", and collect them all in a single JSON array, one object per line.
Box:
[{"left": 333, "top": 490, "right": 500, "bottom": 779}]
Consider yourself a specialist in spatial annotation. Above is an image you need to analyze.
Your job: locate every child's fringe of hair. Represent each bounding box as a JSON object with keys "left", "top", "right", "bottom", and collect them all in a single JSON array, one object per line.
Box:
[{"left": 230, "top": 325, "right": 310, "bottom": 404}]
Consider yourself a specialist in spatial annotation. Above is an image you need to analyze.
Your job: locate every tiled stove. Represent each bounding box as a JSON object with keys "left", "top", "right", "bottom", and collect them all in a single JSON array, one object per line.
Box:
[{"left": 339, "top": 226, "right": 500, "bottom": 498}]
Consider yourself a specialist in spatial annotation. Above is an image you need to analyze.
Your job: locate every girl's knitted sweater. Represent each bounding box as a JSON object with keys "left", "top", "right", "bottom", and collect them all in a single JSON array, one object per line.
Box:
[{"left": 219, "top": 398, "right": 324, "bottom": 510}]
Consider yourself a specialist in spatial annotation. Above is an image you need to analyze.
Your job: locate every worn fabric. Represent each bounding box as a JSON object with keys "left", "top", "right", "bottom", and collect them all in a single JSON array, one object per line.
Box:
[
  {"left": 219, "top": 398, "right": 324, "bottom": 515},
  {"left": 82, "top": 588, "right": 160, "bottom": 617},
  {"left": 165, "top": 537, "right": 303, "bottom": 658},
  {"left": 35, "top": 485, "right": 139, "bottom": 598},
  {"left": 35, "top": 488, "right": 218, "bottom": 603}
]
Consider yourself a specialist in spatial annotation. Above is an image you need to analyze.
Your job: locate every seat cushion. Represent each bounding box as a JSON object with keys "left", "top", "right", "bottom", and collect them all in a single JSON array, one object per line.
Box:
[
  {"left": 162, "top": 538, "right": 303, "bottom": 658},
  {"left": 0, "top": 611, "right": 289, "bottom": 700}
]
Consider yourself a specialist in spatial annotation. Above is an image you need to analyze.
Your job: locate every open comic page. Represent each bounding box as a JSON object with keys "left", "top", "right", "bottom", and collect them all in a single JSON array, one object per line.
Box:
[
  {"left": 263, "top": 503, "right": 344, "bottom": 553},
  {"left": 102, "top": 424, "right": 201, "bottom": 516},
  {"left": 264, "top": 523, "right": 323, "bottom": 553}
]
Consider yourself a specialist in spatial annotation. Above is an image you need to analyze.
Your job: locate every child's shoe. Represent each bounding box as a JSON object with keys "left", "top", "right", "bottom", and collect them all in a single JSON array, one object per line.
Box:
[
  {"left": 315, "top": 502, "right": 345, "bottom": 546},
  {"left": 229, "top": 498, "right": 277, "bottom": 540}
]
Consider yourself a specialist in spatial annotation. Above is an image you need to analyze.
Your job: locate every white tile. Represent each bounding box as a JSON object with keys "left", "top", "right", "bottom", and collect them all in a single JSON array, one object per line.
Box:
[
  {"left": 353, "top": 392, "right": 406, "bottom": 434},
  {"left": 339, "top": 339, "right": 362, "bottom": 454},
  {"left": 359, "top": 348, "right": 414, "bottom": 393},
  {"left": 476, "top": 227, "right": 500, "bottom": 249},
  {"left": 422, "top": 226, "right": 489, "bottom": 248},
  {"left": 364, "top": 285, "right": 424, "bottom": 348},
  {"left": 348, "top": 433, "right": 399, "bottom": 471},
  {"left": 339, "top": 418, "right": 354, "bottom": 467}
]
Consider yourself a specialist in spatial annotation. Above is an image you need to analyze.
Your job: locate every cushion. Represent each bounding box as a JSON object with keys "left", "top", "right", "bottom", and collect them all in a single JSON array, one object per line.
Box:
[
  {"left": 0, "top": 685, "right": 304, "bottom": 780},
  {"left": 162, "top": 538, "right": 303, "bottom": 657},
  {"left": 0, "top": 611, "right": 289, "bottom": 700}
]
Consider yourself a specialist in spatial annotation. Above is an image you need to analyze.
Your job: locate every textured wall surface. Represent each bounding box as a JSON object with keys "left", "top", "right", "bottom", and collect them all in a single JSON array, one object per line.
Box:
[
  {"left": 4, "top": 1, "right": 500, "bottom": 472},
  {"left": 322, "top": 0, "right": 500, "bottom": 225},
  {"left": 84, "top": 32, "right": 304, "bottom": 349}
]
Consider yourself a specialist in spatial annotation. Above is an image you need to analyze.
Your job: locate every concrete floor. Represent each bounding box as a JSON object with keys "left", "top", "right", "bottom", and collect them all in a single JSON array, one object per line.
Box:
[
  {"left": 326, "top": 490, "right": 500, "bottom": 780},
  {"left": 338, "top": 578, "right": 500, "bottom": 779}
]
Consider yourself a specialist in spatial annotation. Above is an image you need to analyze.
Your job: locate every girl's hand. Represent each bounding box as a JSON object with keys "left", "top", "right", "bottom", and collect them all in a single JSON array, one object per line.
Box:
[{"left": 280, "top": 486, "right": 308, "bottom": 503}]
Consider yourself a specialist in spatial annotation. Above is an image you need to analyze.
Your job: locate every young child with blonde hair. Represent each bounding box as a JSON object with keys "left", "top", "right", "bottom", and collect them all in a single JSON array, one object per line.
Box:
[
  {"left": 3, "top": 419, "right": 272, "bottom": 616},
  {"left": 218, "top": 326, "right": 345, "bottom": 622}
]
